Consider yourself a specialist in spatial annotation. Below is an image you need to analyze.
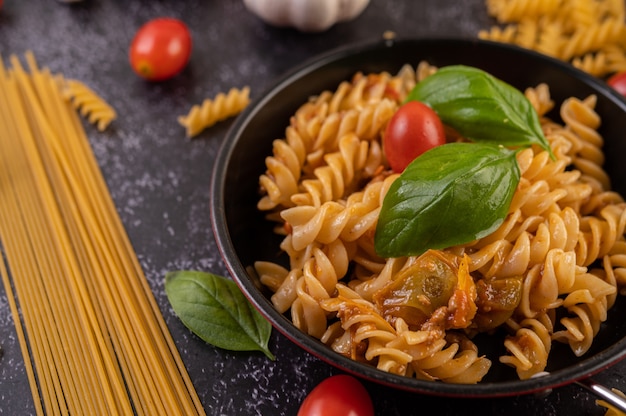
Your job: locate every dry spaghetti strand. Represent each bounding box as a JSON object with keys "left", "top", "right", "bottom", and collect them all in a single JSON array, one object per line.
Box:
[{"left": 0, "top": 52, "right": 206, "bottom": 416}]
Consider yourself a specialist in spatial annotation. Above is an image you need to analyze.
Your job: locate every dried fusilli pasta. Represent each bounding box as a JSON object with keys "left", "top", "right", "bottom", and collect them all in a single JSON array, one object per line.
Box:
[
  {"left": 62, "top": 78, "right": 116, "bottom": 131},
  {"left": 486, "top": 0, "right": 561, "bottom": 23},
  {"left": 479, "top": 0, "right": 626, "bottom": 78},
  {"left": 178, "top": 86, "right": 250, "bottom": 138}
]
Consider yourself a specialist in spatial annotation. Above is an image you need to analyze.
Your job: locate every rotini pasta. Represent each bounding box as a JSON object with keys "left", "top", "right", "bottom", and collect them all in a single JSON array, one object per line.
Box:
[
  {"left": 253, "top": 63, "right": 626, "bottom": 385},
  {"left": 479, "top": 0, "right": 626, "bottom": 78},
  {"left": 178, "top": 86, "right": 250, "bottom": 138},
  {"left": 486, "top": 0, "right": 561, "bottom": 23},
  {"left": 257, "top": 72, "right": 402, "bottom": 211},
  {"left": 62, "top": 78, "right": 117, "bottom": 131}
]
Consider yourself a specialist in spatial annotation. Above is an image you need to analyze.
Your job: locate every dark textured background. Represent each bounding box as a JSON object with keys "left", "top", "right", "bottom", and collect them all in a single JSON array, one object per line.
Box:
[{"left": 1, "top": 1, "right": 625, "bottom": 415}]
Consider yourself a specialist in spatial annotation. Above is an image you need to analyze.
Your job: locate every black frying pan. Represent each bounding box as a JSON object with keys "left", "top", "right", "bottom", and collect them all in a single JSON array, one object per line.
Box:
[{"left": 210, "top": 37, "right": 626, "bottom": 410}]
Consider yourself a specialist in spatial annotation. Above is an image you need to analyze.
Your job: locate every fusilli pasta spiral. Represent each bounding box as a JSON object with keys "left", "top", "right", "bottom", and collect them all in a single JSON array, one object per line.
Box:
[
  {"left": 178, "top": 86, "right": 250, "bottom": 138},
  {"left": 63, "top": 78, "right": 117, "bottom": 131},
  {"left": 253, "top": 64, "right": 626, "bottom": 385},
  {"left": 479, "top": 0, "right": 626, "bottom": 78}
]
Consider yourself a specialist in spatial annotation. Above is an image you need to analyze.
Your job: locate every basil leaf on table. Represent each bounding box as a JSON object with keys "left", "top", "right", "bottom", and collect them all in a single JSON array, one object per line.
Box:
[
  {"left": 406, "top": 65, "right": 554, "bottom": 158},
  {"left": 374, "top": 142, "right": 520, "bottom": 258},
  {"left": 165, "top": 270, "right": 275, "bottom": 360}
]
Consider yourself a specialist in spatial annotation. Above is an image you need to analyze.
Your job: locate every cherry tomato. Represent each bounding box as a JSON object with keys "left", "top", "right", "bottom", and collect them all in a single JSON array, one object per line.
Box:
[
  {"left": 297, "top": 374, "right": 374, "bottom": 416},
  {"left": 607, "top": 71, "right": 626, "bottom": 97},
  {"left": 129, "top": 18, "right": 192, "bottom": 81},
  {"left": 383, "top": 100, "right": 446, "bottom": 172}
]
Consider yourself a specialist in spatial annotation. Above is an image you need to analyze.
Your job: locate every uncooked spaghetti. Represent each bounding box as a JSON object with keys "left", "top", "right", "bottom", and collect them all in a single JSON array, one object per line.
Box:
[{"left": 0, "top": 51, "right": 206, "bottom": 416}]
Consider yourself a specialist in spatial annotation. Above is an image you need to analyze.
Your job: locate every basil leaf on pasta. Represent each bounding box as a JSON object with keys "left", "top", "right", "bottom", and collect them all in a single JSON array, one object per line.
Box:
[
  {"left": 407, "top": 65, "right": 554, "bottom": 158},
  {"left": 165, "top": 270, "right": 275, "bottom": 360},
  {"left": 375, "top": 143, "right": 520, "bottom": 257}
]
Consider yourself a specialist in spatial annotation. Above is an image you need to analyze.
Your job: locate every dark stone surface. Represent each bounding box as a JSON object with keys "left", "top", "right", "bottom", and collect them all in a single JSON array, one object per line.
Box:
[{"left": 0, "top": 1, "right": 624, "bottom": 415}]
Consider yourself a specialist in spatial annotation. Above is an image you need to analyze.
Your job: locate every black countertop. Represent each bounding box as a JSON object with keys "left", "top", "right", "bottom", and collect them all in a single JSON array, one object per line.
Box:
[{"left": 0, "top": 1, "right": 625, "bottom": 415}]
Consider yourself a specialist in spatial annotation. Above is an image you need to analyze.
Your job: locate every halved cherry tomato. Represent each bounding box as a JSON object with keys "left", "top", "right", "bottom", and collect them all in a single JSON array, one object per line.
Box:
[
  {"left": 129, "top": 18, "right": 192, "bottom": 81},
  {"left": 297, "top": 374, "right": 374, "bottom": 416},
  {"left": 383, "top": 100, "right": 446, "bottom": 172},
  {"left": 607, "top": 71, "right": 626, "bottom": 97}
]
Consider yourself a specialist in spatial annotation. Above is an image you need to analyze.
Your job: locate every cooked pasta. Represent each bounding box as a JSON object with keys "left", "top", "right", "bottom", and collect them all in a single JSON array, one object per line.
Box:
[
  {"left": 178, "top": 86, "right": 250, "bottom": 138},
  {"left": 62, "top": 78, "right": 116, "bottom": 131},
  {"left": 0, "top": 52, "right": 205, "bottom": 415},
  {"left": 258, "top": 72, "right": 401, "bottom": 211},
  {"left": 479, "top": 0, "right": 626, "bottom": 78},
  {"left": 253, "top": 63, "right": 626, "bottom": 384}
]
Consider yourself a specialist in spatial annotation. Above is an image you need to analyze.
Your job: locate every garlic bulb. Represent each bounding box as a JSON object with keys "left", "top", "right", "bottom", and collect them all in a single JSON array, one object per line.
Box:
[{"left": 243, "top": 0, "right": 370, "bottom": 32}]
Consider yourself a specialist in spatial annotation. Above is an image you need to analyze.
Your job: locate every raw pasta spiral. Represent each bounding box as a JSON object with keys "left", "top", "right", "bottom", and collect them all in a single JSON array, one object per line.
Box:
[
  {"left": 253, "top": 64, "right": 626, "bottom": 384},
  {"left": 63, "top": 78, "right": 117, "bottom": 131},
  {"left": 572, "top": 45, "right": 626, "bottom": 77},
  {"left": 479, "top": 0, "right": 626, "bottom": 78},
  {"left": 560, "top": 17, "right": 626, "bottom": 61},
  {"left": 486, "top": 0, "right": 561, "bottom": 23},
  {"left": 178, "top": 86, "right": 250, "bottom": 138}
]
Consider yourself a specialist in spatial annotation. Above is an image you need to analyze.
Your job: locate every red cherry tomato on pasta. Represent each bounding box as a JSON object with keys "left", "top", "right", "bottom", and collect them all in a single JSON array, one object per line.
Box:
[
  {"left": 383, "top": 100, "right": 446, "bottom": 172},
  {"left": 607, "top": 71, "right": 626, "bottom": 97},
  {"left": 297, "top": 374, "right": 374, "bottom": 416},
  {"left": 129, "top": 18, "right": 192, "bottom": 81}
]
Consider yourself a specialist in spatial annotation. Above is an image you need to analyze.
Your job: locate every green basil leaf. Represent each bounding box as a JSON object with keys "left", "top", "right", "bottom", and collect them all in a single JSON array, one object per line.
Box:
[
  {"left": 406, "top": 65, "right": 553, "bottom": 157},
  {"left": 375, "top": 142, "right": 520, "bottom": 257},
  {"left": 165, "top": 270, "right": 275, "bottom": 360}
]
